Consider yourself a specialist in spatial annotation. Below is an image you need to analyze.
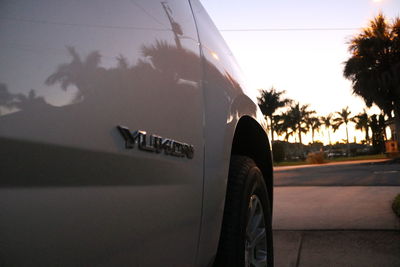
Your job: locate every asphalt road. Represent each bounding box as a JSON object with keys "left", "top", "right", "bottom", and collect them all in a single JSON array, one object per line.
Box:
[{"left": 274, "top": 160, "right": 400, "bottom": 186}]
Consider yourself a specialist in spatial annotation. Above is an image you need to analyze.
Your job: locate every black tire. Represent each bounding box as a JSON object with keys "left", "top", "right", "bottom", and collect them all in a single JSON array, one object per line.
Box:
[{"left": 214, "top": 155, "right": 273, "bottom": 267}]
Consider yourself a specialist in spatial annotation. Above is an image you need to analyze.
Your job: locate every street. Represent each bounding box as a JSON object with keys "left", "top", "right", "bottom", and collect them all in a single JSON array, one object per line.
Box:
[
  {"left": 272, "top": 160, "right": 400, "bottom": 267},
  {"left": 275, "top": 160, "right": 400, "bottom": 187}
]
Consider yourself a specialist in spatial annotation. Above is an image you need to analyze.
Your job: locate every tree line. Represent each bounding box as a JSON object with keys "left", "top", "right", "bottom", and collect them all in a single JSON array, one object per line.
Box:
[
  {"left": 257, "top": 13, "right": 400, "bottom": 154},
  {"left": 257, "top": 88, "right": 387, "bottom": 151},
  {"left": 344, "top": 13, "right": 400, "bottom": 146}
]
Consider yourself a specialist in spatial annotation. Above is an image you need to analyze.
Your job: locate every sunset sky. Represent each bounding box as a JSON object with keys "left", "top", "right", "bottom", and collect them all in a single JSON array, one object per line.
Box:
[{"left": 200, "top": 0, "right": 400, "bottom": 144}]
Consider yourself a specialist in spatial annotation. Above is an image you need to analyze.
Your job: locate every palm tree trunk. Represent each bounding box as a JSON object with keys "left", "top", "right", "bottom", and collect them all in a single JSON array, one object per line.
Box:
[
  {"left": 298, "top": 126, "right": 304, "bottom": 159},
  {"left": 270, "top": 116, "right": 274, "bottom": 143},
  {"left": 394, "top": 107, "right": 400, "bottom": 146},
  {"left": 345, "top": 123, "right": 350, "bottom": 156},
  {"left": 311, "top": 129, "right": 315, "bottom": 143},
  {"left": 298, "top": 129, "right": 302, "bottom": 145},
  {"left": 328, "top": 128, "right": 332, "bottom": 146},
  {"left": 265, "top": 116, "right": 272, "bottom": 142},
  {"left": 365, "top": 126, "right": 370, "bottom": 144}
]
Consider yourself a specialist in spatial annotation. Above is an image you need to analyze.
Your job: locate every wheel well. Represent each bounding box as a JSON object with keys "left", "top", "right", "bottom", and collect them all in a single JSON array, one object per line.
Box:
[{"left": 231, "top": 116, "right": 273, "bottom": 208}]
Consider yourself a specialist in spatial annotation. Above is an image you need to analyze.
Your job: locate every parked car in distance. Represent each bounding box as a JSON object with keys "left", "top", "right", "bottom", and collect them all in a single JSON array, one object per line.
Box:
[{"left": 0, "top": 0, "right": 274, "bottom": 266}]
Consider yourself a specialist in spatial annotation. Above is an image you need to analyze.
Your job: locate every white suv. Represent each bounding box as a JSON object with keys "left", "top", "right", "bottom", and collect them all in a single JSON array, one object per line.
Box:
[{"left": 0, "top": 1, "right": 274, "bottom": 266}]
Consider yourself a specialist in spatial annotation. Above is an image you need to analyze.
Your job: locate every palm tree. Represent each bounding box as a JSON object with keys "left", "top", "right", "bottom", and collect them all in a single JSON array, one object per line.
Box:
[
  {"left": 333, "top": 107, "right": 352, "bottom": 155},
  {"left": 257, "top": 87, "right": 291, "bottom": 142},
  {"left": 344, "top": 13, "right": 400, "bottom": 145},
  {"left": 306, "top": 116, "right": 322, "bottom": 144},
  {"left": 287, "top": 102, "right": 315, "bottom": 145},
  {"left": 370, "top": 114, "right": 386, "bottom": 152},
  {"left": 0, "top": 84, "right": 46, "bottom": 113},
  {"left": 321, "top": 114, "right": 333, "bottom": 145},
  {"left": 0, "top": 83, "right": 15, "bottom": 111},
  {"left": 352, "top": 109, "right": 370, "bottom": 144},
  {"left": 274, "top": 113, "right": 295, "bottom": 142},
  {"left": 14, "top": 89, "right": 46, "bottom": 110},
  {"left": 116, "top": 54, "right": 130, "bottom": 70},
  {"left": 46, "top": 46, "right": 103, "bottom": 102},
  {"left": 0, "top": 83, "right": 14, "bottom": 116}
]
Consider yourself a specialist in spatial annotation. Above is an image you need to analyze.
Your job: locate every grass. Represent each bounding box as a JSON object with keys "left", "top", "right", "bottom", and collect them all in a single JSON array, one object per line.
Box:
[
  {"left": 327, "top": 154, "right": 386, "bottom": 162},
  {"left": 393, "top": 194, "right": 400, "bottom": 218},
  {"left": 274, "top": 154, "right": 387, "bottom": 167},
  {"left": 274, "top": 161, "right": 311, "bottom": 167}
]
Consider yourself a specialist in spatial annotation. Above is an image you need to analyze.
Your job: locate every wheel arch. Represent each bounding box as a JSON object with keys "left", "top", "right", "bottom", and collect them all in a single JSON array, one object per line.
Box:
[{"left": 231, "top": 115, "right": 273, "bottom": 209}]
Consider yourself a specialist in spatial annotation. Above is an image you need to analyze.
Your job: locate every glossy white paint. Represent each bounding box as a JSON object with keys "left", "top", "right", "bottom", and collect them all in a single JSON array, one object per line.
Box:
[
  {"left": 189, "top": 1, "right": 268, "bottom": 266},
  {"left": 0, "top": 1, "right": 204, "bottom": 266},
  {"left": 0, "top": 0, "right": 270, "bottom": 266}
]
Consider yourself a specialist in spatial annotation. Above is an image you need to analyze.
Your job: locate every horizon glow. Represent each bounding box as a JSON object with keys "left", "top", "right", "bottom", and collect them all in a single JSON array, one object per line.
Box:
[{"left": 200, "top": 0, "right": 400, "bottom": 145}]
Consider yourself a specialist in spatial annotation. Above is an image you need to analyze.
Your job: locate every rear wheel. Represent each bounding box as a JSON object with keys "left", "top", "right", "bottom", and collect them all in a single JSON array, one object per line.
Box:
[{"left": 215, "top": 156, "right": 273, "bottom": 267}]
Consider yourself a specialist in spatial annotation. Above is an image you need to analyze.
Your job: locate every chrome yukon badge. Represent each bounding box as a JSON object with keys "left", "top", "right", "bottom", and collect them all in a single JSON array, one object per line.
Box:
[{"left": 117, "top": 125, "right": 194, "bottom": 159}]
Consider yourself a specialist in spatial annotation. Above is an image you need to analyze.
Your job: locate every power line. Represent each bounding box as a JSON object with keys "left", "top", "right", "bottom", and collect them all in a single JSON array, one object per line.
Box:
[
  {"left": 0, "top": 17, "right": 170, "bottom": 32},
  {"left": 130, "top": 0, "right": 166, "bottom": 27},
  {"left": 219, "top": 27, "right": 360, "bottom": 32}
]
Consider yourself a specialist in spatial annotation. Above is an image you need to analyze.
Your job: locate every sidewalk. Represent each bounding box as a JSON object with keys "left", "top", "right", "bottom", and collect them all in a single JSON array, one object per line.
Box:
[
  {"left": 272, "top": 160, "right": 400, "bottom": 267},
  {"left": 273, "top": 186, "right": 400, "bottom": 230},
  {"left": 273, "top": 230, "right": 400, "bottom": 267},
  {"left": 272, "top": 186, "right": 400, "bottom": 267}
]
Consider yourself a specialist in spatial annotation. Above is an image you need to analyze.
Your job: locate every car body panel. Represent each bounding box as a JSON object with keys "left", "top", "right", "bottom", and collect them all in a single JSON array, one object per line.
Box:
[
  {"left": 0, "top": 1, "right": 270, "bottom": 266},
  {"left": 189, "top": 1, "right": 268, "bottom": 266},
  {"left": 0, "top": 0, "right": 204, "bottom": 265}
]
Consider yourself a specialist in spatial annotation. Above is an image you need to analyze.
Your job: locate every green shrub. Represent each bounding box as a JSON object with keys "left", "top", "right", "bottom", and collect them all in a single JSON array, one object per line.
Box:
[
  {"left": 272, "top": 142, "right": 285, "bottom": 163},
  {"left": 306, "top": 151, "right": 325, "bottom": 164},
  {"left": 393, "top": 194, "right": 400, "bottom": 218}
]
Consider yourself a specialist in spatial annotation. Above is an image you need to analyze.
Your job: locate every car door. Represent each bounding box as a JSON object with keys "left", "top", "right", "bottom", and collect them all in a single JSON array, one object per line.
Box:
[{"left": 0, "top": 0, "right": 204, "bottom": 266}]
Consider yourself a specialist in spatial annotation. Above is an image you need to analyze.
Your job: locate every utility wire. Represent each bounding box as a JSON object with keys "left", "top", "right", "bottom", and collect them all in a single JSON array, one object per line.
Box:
[
  {"left": 219, "top": 27, "right": 360, "bottom": 32},
  {"left": 0, "top": 17, "right": 170, "bottom": 32},
  {"left": 2, "top": 16, "right": 361, "bottom": 32},
  {"left": 130, "top": 0, "right": 166, "bottom": 27}
]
